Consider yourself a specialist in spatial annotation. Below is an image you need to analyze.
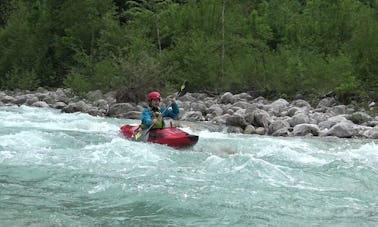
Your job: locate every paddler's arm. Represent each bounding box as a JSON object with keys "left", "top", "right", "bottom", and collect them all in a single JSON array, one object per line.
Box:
[
  {"left": 141, "top": 109, "right": 153, "bottom": 127},
  {"left": 162, "top": 101, "right": 179, "bottom": 119}
]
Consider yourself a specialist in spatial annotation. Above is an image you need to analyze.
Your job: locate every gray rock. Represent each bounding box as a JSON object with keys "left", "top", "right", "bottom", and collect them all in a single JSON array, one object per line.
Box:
[
  {"left": 211, "top": 114, "right": 230, "bottom": 125},
  {"left": 272, "top": 128, "right": 291, "bottom": 136},
  {"left": 268, "top": 98, "right": 289, "bottom": 116},
  {"left": 227, "top": 126, "right": 243, "bottom": 133},
  {"left": 252, "top": 109, "right": 272, "bottom": 129},
  {"left": 87, "top": 90, "right": 103, "bottom": 102},
  {"left": 226, "top": 114, "right": 248, "bottom": 128},
  {"left": 25, "top": 96, "right": 39, "bottom": 106},
  {"left": 117, "top": 111, "right": 141, "bottom": 119},
  {"left": 62, "top": 101, "right": 91, "bottom": 113},
  {"left": 220, "top": 92, "right": 235, "bottom": 104},
  {"left": 288, "top": 113, "right": 310, "bottom": 127},
  {"left": 255, "top": 127, "right": 266, "bottom": 135},
  {"left": 291, "top": 99, "right": 311, "bottom": 108},
  {"left": 1, "top": 95, "right": 17, "bottom": 103},
  {"left": 368, "top": 127, "right": 378, "bottom": 139},
  {"left": 268, "top": 119, "right": 290, "bottom": 135},
  {"left": 244, "top": 125, "right": 256, "bottom": 134},
  {"left": 31, "top": 101, "right": 50, "bottom": 108},
  {"left": 181, "top": 111, "right": 204, "bottom": 121},
  {"left": 108, "top": 103, "right": 136, "bottom": 117},
  {"left": 318, "top": 115, "right": 349, "bottom": 130},
  {"left": 293, "top": 124, "right": 320, "bottom": 136},
  {"left": 52, "top": 102, "right": 67, "bottom": 109},
  {"left": 325, "top": 122, "right": 358, "bottom": 138},
  {"left": 190, "top": 102, "right": 207, "bottom": 114},
  {"left": 233, "top": 101, "right": 253, "bottom": 110},
  {"left": 317, "top": 97, "right": 336, "bottom": 108},
  {"left": 328, "top": 105, "right": 347, "bottom": 116},
  {"left": 206, "top": 104, "right": 223, "bottom": 120}
]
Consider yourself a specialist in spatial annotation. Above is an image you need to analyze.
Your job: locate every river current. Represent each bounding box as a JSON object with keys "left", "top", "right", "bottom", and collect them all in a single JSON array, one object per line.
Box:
[{"left": 1, "top": 105, "right": 377, "bottom": 226}]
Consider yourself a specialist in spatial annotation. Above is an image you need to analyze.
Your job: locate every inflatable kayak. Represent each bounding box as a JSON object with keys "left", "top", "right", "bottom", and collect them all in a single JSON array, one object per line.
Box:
[{"left": 120, "top": 124, "right": 199, "bottom": 149}]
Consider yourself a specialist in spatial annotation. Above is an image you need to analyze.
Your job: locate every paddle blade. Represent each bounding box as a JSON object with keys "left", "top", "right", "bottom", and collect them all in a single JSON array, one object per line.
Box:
[
  {"left": 131, "top": 126, "right": 143, "bottom": 141},
  {"left": 178, "top": 80, "right": 188, "bottom": 97},
  {"left": 132, "top": 131, "right": 142, "bottom": 141}
]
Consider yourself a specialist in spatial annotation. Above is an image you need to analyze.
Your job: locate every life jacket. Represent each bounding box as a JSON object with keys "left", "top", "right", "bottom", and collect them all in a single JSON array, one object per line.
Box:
[{"left": 141, "top": 106, "right": 165, "bottom": 129}]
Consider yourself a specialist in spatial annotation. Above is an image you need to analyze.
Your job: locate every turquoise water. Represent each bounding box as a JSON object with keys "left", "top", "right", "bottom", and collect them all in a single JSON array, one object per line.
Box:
[{"left": 1, "top": 105, "right": 378, "bottom": 226}]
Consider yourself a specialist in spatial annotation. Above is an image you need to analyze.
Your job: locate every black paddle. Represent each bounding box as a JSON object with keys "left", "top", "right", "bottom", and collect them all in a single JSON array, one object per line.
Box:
[{"left": 133, "top": 81, "right": 188, "bottom": 142}]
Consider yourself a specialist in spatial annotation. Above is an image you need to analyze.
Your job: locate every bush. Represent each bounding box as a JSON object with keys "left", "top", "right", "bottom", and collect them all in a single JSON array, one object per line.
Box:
[
  {"left": 1, "top": 67, "right": 40, "bottom": 90},
  {"left": 63, "top": 72, "right": 91, "bottom": 95}
]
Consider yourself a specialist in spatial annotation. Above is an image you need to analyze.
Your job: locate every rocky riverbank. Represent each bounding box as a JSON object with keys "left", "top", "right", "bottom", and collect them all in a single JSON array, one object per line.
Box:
[{"left": 1, "top": 87, "right": 377, "bottom": 139}]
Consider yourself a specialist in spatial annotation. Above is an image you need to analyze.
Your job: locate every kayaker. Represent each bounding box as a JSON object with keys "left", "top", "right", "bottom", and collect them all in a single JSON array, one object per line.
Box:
[{"left": 140, "top": 91, "right": 179, "bottom": 130}]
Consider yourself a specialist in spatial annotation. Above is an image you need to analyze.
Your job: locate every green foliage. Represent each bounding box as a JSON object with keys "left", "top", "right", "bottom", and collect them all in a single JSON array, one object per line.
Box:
[
  {"left": 287, "top": 0, "right": 358, "bottom": 54},
  {"left": 1, "top": 67, "right": 40, "bottom": 90},
  {"left": 63, "top": 72, "right": 91, "bottom": 95},
  {"left": 0, "top": 0, "right": 13, "bottom": 26},
  {"left": 348, "top": 3, "right": 378, "bottom": 99},
  {"left": 0, "top": 0, "right": 377, "bottom": 104}
]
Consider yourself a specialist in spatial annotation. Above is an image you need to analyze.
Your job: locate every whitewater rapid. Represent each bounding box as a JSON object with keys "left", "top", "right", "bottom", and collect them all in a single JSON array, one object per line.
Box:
[{"left": 1, "top": 105, "right": 377, "bottom": 226}]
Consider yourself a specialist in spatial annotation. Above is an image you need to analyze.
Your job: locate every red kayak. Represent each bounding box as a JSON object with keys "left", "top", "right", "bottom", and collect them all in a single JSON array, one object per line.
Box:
[{"left": 120, "top": 124, "right": 199, "bottom": 149}]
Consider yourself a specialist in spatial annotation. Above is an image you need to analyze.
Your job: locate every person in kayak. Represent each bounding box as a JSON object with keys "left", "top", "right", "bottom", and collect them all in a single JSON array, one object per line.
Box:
[{"left": 140, "top": 91, "right": 179, "bottom": 130}]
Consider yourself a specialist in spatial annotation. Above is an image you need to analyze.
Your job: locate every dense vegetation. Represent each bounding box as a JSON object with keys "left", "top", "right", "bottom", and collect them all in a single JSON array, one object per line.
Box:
[{"left": 0, "top": 0, "right": 377, "bottom": 103}]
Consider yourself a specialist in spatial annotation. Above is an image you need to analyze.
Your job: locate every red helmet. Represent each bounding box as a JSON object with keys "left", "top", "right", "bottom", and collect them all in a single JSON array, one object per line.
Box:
[{"left": 147, "top": 91, "right": 161, "bottom": 101}]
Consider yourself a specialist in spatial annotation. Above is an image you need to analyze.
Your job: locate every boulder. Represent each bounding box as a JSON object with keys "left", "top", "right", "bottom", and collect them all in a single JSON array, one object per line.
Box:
[
  {"left": 181, "top": 111, "right": 205, "bottom": 121},
  {"left": 293, "top": 124, "right": 320, "bottom": 136},
  {"left": 31, "top": 101, "right": 50, "bottom": 108},
  {"left": 108, "top": 103, "right": 136, "bottom": 117},
  {"left": 244, "top": 125, "right": 256, "bottom": 134},
  {"left": 268, "top": 119, "right": 290, "bottom": 135},
  {"left": 325, "top": 122, "right": 358, "bottom": 138},
  {"left": 220, "top": 92, "right": 235, "bottom": 104},
  {"left": 226, "top": 114, "right": 248, "bottom": 128}
]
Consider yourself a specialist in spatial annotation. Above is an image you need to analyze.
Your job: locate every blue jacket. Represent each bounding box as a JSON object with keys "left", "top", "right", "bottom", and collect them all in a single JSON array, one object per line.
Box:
[{"left": 141, "top": 103, "right": 179, "bottom": 129}]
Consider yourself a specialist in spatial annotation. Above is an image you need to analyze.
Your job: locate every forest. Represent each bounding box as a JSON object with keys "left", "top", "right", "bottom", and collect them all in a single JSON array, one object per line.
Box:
[{"left": 0, "top": 0, "right": 377, "bottom": 103}]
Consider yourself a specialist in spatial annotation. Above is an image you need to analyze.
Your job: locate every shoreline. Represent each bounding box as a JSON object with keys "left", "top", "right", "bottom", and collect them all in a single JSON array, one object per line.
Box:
[{"left": 1, "top": 88, "right": 377, "bottom": 139}]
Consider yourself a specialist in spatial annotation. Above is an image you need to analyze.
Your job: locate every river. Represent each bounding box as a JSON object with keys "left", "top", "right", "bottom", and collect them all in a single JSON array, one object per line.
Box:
[{"left": 1, "top": 105, "right": 377, "bottom": 226}]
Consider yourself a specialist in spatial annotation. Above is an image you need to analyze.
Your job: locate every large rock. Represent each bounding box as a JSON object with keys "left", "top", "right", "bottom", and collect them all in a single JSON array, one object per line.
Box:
[
  {"left": 190, "top": 102, "right": 207, "bottom": 114},
  {"left": 291, "top": 99, "right": 312, "bottom": 108},
  {"left": 252, "top": 109, "right": 271, "bottom": 129},
  {"left": 62, "top": 101, "right": 91, "bottom": 113},
  {"left": 317, "top": 97, "right": 336, "bottom": 108},
  {"left": 206, "top": 104, "right": 223, "bottom": 120},
  {"left": 181, "top": 111, "right": 205, "bottom": 121},
  {"left": 220, "top": 92, "right": 235, "bottom": 104},
  {"left": 272, "top": 128, "right": 291, "bottom": 136},
  {"left": 268, "top": 119, "right": 290, "bottom": 135},
  {"left": 31, "top": 101, "right": 50, "bottom": 108},
  {"left": 325, "top": 122, "right": 358, "bottom": 138},
  {"left": 268, "top": 98, "right": 289, "bottom": 116},
  {"left": 108, "top": 103, "right": 136, "bottom": 117},
  {"left": 288, "top": 112, "right": 310, "bottom": 127},
  {"left": 293, "top": 124, "right": 320, "bottom": 136},
  {"left": 211, "top": 114, "right": 231, "bottom": 125},
  {"left": 326, "top": 105, "right": 348, "bottom": 116},
  {"left": 318, "top": 115, "right": 349, "bottom": 130},
  {"left": 226, "top": 114, "right": 248, "bottom": 128},
  {"left": 244, "top": 124, "right": 256, "bottom": 134},
  {"left": 368, "top": 127, "right": 378, "bottom": 139},
  {"left": 233, "top": 101, "right": 253, "bottom": 110},
  {"left": 1, "top": 95, "right": 17, "bottom": 104},
  {"left": 117, "top": 111, "right": 141, "bottom": 119},
  {"left": 86, "top": 90, "right": 103, "bottom": 102}
]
